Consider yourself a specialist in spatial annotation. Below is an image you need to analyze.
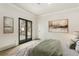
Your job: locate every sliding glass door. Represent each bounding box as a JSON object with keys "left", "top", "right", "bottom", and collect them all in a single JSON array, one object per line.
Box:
[
  {"left": 27, "top": 20, "right": 32, "bottom": 41},
  {"left": 19, "top": 18, "right": 32, "bottom": 44}
]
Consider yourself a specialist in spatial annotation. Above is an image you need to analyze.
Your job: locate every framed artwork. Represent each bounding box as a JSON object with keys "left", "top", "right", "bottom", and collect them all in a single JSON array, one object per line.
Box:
[
  {"left": 48, "top": 19, "right": 68, "bottom": 32},
  {"left": 3, "top": 16, "right": 14, "bottom": 33}
]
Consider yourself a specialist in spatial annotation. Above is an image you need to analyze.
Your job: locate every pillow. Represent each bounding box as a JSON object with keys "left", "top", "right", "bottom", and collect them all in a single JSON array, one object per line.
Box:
[
  {"left": 76, "top": 41, "right": 79, "bottom": 45},
  {"left": 69, "top": 39, "right": 79, "bottom": 50}
]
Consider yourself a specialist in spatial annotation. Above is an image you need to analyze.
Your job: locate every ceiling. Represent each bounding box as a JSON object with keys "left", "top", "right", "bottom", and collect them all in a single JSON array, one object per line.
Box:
[{"left": 13, "top": 3, "right": 79, "bottom": 15}]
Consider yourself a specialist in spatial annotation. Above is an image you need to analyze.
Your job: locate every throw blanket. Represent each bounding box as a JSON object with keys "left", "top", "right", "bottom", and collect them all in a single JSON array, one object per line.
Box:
[{"left": 28, "top": 39, "right": 63, "bottom": 56}]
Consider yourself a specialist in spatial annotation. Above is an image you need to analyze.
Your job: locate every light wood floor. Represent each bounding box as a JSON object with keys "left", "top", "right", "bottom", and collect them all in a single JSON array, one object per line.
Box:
[
  {"left": 0, "top": 47, "right": 17, "bottom": 56},
  {"left": 0, "top": 40, "right": 39, "bottom": 56}
]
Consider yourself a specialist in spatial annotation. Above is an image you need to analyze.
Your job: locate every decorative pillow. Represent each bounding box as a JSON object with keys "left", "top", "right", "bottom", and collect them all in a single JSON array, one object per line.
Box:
[
  {"left": 69, "top": 39, "right": 79, "bottom": 50},
  {"left": 75, "top": 41, "right": 79, "bottom": 53},
  {"left": 76, "top": 40, "right": 79, "bottom": 45}
]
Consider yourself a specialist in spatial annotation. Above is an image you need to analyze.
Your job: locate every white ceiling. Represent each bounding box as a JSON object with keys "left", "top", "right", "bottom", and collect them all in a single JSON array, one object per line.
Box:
[{"left": 14, "top": 3, "right": 79, "bottom": 15}]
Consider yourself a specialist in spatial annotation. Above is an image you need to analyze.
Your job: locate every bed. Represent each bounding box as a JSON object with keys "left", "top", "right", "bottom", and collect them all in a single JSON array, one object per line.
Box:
[
  {"left": 14, "top": 39, "right": 79, "bottom": 56},
  {"left": 28, "top": 39, "right": 63, "bottom": 56}
]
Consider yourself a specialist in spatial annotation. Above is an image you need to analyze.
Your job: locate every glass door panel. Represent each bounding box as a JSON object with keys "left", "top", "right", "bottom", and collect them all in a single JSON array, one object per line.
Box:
[
  {"left": 20, "top": 20, "right": 26, "bottom": 41},
  {"left": 27, "top": 21, "right": 32, "bottom": 40}
]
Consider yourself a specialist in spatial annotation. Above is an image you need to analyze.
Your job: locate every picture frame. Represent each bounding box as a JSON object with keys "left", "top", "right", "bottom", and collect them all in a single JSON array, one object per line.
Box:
[
  {"left": 3, "top": 16, "right": 14, "bottom": 33},
  {"left": 48, "top": 19, "right": 68, "bottom": 32}
]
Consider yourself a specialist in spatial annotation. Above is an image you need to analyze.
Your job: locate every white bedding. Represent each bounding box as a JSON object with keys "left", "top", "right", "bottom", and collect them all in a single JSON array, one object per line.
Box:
[
  {"left": 12, "top": 40, "right": 79, "bottom": 56},
  {"left": 14, "top": 40, "right": 43, "bottom": 56},
  {"left": 60, "top": 39, "right": 79, "bottom": 56}
]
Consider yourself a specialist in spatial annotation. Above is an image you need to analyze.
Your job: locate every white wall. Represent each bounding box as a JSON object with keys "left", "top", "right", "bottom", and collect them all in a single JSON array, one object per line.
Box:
[
  {"left": 1, "top": 3, "right": 79, "bottom": 51},
  {"left": 37, "top": 7, "right": 79, "bottom": 46},
  {"left": 0, "top": 4, "right": 37, "bottom": 51}
]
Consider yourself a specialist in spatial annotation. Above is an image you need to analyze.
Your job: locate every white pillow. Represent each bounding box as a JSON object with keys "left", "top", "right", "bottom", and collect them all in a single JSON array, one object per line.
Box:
[
  {"left": 75, "top": 41, "right": 79, "bottom": 53},
  {"left": 71, "top": 38, "right": 79, "bottom": 42},
  {"left": 76, "top": 41, "right": 79, "bottom": 45}
]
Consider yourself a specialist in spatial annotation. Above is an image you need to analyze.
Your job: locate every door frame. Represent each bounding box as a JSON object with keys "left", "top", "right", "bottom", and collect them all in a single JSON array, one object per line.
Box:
[{"left": 18, "top": 18, "right": 32, "bottom": 44}]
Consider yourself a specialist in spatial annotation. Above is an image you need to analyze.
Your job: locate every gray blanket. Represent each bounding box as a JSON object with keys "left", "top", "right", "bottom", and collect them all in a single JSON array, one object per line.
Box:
[{"left": 28, "top": 39, "right": 63, "bottom": 56}]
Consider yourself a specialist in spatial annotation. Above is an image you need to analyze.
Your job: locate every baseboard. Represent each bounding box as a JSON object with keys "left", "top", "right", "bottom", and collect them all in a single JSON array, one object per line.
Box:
[{"left": 0, "top": 43, "right": 16, "bottom": 51}]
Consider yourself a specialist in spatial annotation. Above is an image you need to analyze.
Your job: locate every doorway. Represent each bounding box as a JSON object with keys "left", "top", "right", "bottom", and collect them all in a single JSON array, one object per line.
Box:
[{"left": 19, "top": 18, "right": 32, "bottom": 44}]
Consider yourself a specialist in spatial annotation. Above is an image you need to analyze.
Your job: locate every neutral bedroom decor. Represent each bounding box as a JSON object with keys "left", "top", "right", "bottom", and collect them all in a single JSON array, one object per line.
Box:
[
  {"left": 3, "top": 16, "right": 14, "bottom": 33},
  {"left": 48, "top": 19, "right": 68, "bottom": 32}
]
